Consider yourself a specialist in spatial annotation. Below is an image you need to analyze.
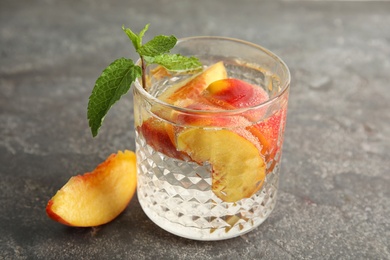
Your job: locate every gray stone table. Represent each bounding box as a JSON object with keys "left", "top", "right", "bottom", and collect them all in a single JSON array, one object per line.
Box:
[{"left": 1, "top": 0, "right": 389, "bottom": 259}]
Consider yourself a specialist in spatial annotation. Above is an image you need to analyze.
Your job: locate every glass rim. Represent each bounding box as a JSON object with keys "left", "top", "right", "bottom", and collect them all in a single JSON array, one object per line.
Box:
[{"left": 134, "top": 36, "right": 290, "bottom": 115}]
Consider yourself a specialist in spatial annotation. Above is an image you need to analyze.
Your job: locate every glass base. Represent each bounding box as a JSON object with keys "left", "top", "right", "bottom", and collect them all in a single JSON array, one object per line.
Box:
[{"left": 139, "top": 191, "right": 277, "bottom": 241}]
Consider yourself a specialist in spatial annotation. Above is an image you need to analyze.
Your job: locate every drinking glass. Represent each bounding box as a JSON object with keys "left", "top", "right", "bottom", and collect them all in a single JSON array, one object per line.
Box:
[{"left": 133, "top": 37, "right": 290, "bottom": 241}]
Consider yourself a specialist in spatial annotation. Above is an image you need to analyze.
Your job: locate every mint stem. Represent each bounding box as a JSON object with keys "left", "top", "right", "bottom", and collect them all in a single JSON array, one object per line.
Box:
[{"left": 141, "top": 56, "right": 147, "bottom": 90}]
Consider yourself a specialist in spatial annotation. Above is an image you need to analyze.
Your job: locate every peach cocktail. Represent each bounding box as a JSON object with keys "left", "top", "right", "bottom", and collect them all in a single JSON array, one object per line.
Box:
[{"left": 133, "top": 37, "right": 290, "bottom": 240}]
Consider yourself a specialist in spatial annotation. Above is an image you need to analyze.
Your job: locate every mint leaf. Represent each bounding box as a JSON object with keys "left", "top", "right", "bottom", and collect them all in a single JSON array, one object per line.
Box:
[
  {"left": 88, "top": 24, "right": 202, "bottom": 137},
  {"left": 138, "top": 35, "right": 177, "bottom": 57},
  {"left": 122, "top": 24, "right": 149, "bottom": 50},
  {"left": 144, "top": 54, "right": 202, "bottom": 71},
  {"left": 88, "top": 58, "right": 141, "bottom": 137},
  {"left": 122, "top": 26, "right": 140, "bottom": 50},
  {"left": 138, "top": 24, "right": 149, "bottom": 45}
]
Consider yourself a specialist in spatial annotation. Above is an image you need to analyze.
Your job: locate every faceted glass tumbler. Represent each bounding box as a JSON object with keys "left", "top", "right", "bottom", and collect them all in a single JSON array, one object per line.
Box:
[{"left": 133, "top": 37, "right": 290, "bottom": 241}]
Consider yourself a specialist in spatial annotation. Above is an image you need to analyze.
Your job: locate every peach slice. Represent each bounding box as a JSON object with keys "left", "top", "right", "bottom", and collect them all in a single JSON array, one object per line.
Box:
[
  {"left": 158, "top": 61, "right": 228, "bottom": 105},
  {"left": 172, "top": 103, "right": 257, "bottom": 136},
  {"left": 252, "top": 107, "right": 287, "bottom": 171},
  {"left": 173, "top": 102, "right": 230, "bottom": 127},
  {"left": 202, "top": 78, "right": 286, "bottom": 173},
  {"left": 176, "top": 128, "right": 266, "bottom": 202},
  {"left": 46, "top": 150, "right": 137, "bottom": 227},
  {"left": 137, "top": 117, "right": 188, "bottom": 160},
  {"left": 203, "top": 78, "right": 269, "bottom": 110}
]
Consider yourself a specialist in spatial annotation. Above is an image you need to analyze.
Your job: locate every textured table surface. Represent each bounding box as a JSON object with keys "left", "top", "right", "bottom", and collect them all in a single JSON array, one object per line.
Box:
[{"left": 1, "top": 1, "right": 389, "bottom": 259}]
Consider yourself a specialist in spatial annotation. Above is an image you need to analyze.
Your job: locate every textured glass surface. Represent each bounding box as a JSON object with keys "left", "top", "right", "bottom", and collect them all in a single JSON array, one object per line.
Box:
[{"left": 136, "top": 131, "right": 280, "bottom": 240}]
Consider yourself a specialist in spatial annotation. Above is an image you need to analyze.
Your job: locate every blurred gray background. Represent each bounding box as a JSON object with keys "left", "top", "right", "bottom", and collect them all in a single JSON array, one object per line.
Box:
[{"left": 1, "top": 0, "right": 389, "bottom": 259}]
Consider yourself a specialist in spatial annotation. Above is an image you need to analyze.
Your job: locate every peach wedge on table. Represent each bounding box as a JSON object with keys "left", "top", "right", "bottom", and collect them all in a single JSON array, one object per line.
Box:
[
  {"left": 46, "top": 150, "right": 137, "bottom": 227},
  {"left": 176, "top": 128, "right": 266, "bottom": 203}
]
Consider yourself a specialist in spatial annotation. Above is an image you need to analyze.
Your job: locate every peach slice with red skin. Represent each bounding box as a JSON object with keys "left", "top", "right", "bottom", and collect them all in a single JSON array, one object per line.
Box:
[
  {"left": 173, "top": 102, "right": 235, "bottom": 128},
  {"left": 203, "top": 78, "right": 269, "bottom": 110},
  {"left": 251, "top": 107, "right": 288, "bottom": 171},
  {"left": 137, "top": 117, "right": 188, "bottom": 160},
  {"left": 177, "top": 128, "right": 266, "bottom": 202},
  {"left": 46, "top": 150, "right": 137, "bottom": 227},
  {"left": 202, "top": 78, "right": 286, "bottom": 173},
  {"left": 173, "top": 102, "right": 267, "bottom": 202}
]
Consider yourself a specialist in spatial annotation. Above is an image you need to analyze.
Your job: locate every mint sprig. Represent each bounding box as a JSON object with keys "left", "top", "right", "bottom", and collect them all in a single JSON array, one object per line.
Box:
[{"left": 88, "top": 24, "right": 202, "bottom": 137}]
